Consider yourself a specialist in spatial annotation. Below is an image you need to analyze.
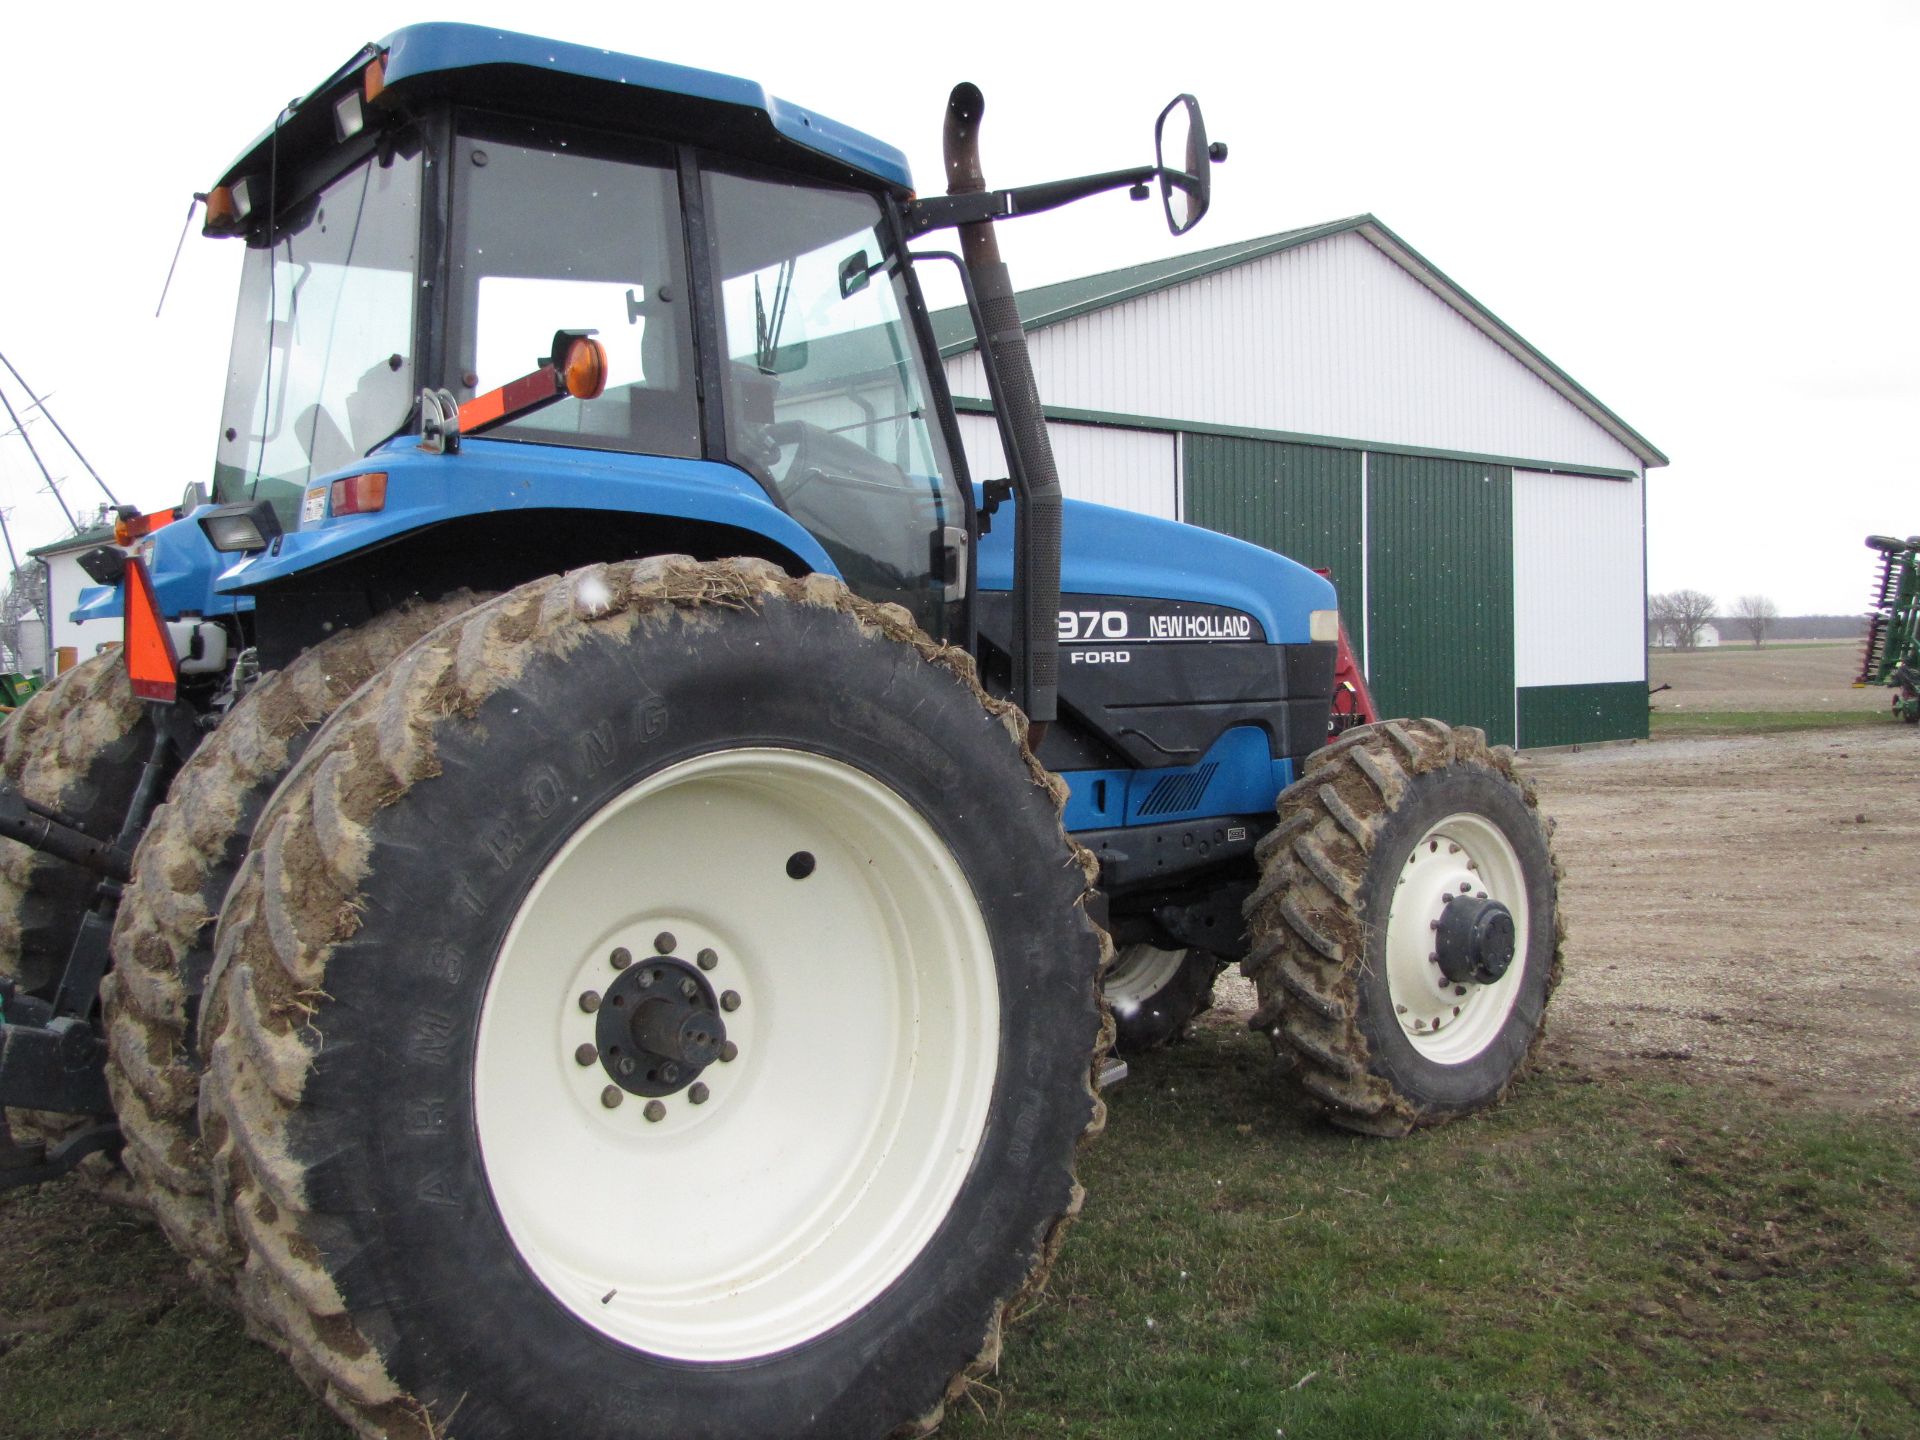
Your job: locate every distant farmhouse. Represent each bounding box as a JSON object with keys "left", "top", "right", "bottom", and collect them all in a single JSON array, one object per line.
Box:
[{"left": 1651, "top": 620, "right": 1719, "bottom": 649}]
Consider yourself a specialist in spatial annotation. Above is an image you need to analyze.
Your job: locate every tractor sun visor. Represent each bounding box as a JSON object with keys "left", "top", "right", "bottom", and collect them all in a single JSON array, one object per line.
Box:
[{"left": 198, "top": 499, "right": 284, "bottom": 553}]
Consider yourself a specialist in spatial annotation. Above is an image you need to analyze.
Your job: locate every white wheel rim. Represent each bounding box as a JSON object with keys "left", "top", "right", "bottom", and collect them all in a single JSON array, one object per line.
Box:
[
  {"left": 1103, "top": 943, "right": 1187, "bottom": 1021},
  {"left": 474, "top": 748, "right": 998, "bottom": 1361},
  {"left": 1384, "top": 812, "right": 1529, "bottom": 1063}
]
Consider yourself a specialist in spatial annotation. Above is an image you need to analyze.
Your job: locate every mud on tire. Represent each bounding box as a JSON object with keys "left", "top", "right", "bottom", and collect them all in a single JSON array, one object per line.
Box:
[
  {"left": 0, "top": 652, "right": 153, "bottom": 997},
  {"left": 1, "top": 651, "right": 155, "bottom": 1181},
  {"left": 1242, "top": 718, "right": 1564, "bottom": 1136},
  {"left": 103, "top": 594, "right": 481, "bottom": 1286},
  {"left": 197, "top": 558, "right": 1111, "bottom": 1440}
]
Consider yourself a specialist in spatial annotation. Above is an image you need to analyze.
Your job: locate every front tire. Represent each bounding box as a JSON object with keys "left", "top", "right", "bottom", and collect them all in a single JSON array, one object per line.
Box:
[
  {"left": 1243, "top": 719, "right": 1562, "bottom": 1135},
  {"left": 198, "top": 558, "right": 1109, "bottom": 1440}
]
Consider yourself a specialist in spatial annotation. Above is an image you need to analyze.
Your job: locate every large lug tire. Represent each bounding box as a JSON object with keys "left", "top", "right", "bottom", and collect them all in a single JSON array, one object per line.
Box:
[
  {"left": 197, "top": 558, "right": 1111, "bottom": 1440},
  {"left": 1242, "top": 718, "right": 1564, "bottom": 1136},
  {"left": 1, "top": 651, "right": 154, "bottom": 1181},
  {"left": 1103, "top": 943, "right": 1226, "bottom": 1053},
  {"left": 103, "top": 593, "right": 481, "bottom": 1287},
  {"left": 0, "top": 651, "right": 153, "bottom": 997}
]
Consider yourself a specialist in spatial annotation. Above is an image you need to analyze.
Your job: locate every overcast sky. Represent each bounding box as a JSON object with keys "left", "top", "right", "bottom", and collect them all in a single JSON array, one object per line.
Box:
[{"left": 1, "top": 1, "right": 1914, "bottom": 616}]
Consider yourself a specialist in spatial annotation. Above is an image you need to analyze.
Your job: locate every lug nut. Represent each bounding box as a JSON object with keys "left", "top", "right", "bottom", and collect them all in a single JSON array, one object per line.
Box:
[
  {"left": 617, "top": 1057, "right": 636, "bottom": 1077},
  {"left": 643, "top": 1101, "right": 667, "bottom": 1123},
  {"left": 574, "top": 1043, "right": 598, "bottom": 1066},
  {"left": 653, "top": 931, "right": 677, "bottom": 955},
  {"left": 689, "top": 1083, "right": 710, "bottom": 1105},
  {"left": 720, "top": 990, "right": 742, "bottom": 1012},
  {"left": 718, "top": 1041, "right": 739, "bottom": 1063},
  {"left": 1428, "top": 951, "right": 1439, "bottom": 964},
  {"left": 1448, "top": 843, "right": 1460, "bottom": 854},
  {"left": 610, "top": 947, "right": 632, "bottom": 970},
  {"left": 681, "top": 978, "right": 698, "bottom": 999},
  {"left": 579, "top": 991, "right": 601, "bottom": 1014},
  {"left": 1454, "top": 985, "right": 1467, "bottom": 997},
  {"left": 697, "top": 948, "right": 718, "bottom": 971},
  {"left": 1459, "top": 882, "right": 1471, "bottom": 894},
  {"left": 600, "top": 1086, "right": 623, "bottom": 1109},
  {"left": 1395, "top": 1003, "right": 1408, "bottom": 1015},
  {"left": 638, "top": 969, "right": 655, "bottom": 988}
]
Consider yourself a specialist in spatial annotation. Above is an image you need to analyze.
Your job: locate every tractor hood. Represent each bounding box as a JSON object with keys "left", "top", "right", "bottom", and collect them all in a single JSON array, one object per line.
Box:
[{"left": 976, "top": 494, "right": 1337, "bottom": 645}]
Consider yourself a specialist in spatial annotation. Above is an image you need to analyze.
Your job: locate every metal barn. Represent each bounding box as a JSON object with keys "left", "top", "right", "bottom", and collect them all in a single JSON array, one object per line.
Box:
[{"left": 934, "top": 215, "right": 1666, "bottom": 748}]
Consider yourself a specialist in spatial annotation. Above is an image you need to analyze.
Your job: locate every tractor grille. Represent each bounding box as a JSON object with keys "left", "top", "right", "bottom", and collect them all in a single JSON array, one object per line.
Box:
[{"left": 1137, "top": 763, "right": 1218, "bottom": 818}]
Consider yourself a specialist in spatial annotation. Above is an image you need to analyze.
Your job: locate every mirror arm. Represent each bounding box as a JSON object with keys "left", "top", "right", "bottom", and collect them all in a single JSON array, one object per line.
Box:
[{"left": 904, "top": 165, "right": 1159, "bottom": 236}]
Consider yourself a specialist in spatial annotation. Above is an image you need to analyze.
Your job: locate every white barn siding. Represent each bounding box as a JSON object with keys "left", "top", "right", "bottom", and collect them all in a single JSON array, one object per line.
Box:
[
  {"left": 1512, "top": 468, "right": 1646, "bottom": 687},
  {"left": 944, "top": 231, "right": 1641, "bottom": 474},
  {"left": 43, "top": 552, "right": 120, "bottom": 663},
  {"left": 952, "top": 414, "right": 1179, "bottom": 519}
]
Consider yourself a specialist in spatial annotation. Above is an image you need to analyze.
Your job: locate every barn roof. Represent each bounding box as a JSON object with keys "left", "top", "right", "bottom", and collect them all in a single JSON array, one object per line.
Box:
[{"left": 929, "top": 214, "right": 1666, "bottom": 468}]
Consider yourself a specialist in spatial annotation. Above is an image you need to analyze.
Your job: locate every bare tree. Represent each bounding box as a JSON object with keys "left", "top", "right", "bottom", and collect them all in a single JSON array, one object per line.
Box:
[
  {"left": 1733, "top": 594, "right": 1779, "bottom": 648},
  {"left": 1649, "top": 589, "right": 1717, "bottom": 649}
]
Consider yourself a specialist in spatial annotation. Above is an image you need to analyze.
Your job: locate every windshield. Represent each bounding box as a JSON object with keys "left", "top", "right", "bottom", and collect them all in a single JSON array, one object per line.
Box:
[
  {"left": 214, "top": 145, "right": 422, "bottom": 514},
  {"left": 705, "top": 169, "right": 964, "bottom": 639}
]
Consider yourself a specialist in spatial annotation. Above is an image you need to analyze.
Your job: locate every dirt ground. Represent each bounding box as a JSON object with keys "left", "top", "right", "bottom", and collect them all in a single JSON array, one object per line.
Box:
[
  {"left": 1214, "top": 722, "right": 1920, "bottom": 1115},
  {"left": 1651, "top": 640, "right": 1889, "bottom": 713}
]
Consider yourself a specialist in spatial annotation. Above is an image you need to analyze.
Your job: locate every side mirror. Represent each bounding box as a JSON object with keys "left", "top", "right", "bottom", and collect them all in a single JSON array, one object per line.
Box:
[{"left": 1155, "top": 94, "right": 1222, "bottom": 236}]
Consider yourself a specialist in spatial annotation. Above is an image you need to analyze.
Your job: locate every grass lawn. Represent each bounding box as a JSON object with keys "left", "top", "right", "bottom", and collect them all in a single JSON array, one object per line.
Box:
[{"left": 4, "top": 1033, "right": 1917, "bottom": 1439}]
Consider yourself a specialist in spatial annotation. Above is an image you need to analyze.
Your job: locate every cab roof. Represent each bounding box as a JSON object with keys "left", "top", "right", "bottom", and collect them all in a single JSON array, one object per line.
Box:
[{"left": 214, "top": 23, "right": 914, "bottom": 197}]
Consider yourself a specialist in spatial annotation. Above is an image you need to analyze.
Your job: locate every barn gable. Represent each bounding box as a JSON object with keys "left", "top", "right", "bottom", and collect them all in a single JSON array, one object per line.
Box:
[{"left": 938, "top": 217, "right": 1662, "bottom": 477}]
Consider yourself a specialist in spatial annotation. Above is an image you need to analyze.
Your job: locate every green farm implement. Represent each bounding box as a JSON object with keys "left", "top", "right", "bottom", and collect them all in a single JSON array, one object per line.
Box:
[{"left": 1856, "top": 534, "right": 1920, "bottom": 723}]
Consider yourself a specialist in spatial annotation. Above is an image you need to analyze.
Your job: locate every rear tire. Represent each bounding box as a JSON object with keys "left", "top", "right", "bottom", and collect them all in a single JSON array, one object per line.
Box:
[
  {"left": 1242, "top": 719, "right": 1562, "bottom": 1135},
  {"left": 198, "top": 558, "right": 1109, "bottom": 1440},
  {"left": 104, "top": 594, "right": 481, "bottom": 1286},
  {"left": 1, "top": 652, "right": 153, "bottom": 1185},
  {"left": 0, "top": 652, "right": 152, "bottom": 997}
]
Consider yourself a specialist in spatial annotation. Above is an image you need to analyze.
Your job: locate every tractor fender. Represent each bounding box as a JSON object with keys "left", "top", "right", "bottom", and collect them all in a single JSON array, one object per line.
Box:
[
  {"left": 211, "top": 440, "right": 840, "bottom": 595},
  {"left": 70, "top": 516, "right": 253, "bottom": 625}
]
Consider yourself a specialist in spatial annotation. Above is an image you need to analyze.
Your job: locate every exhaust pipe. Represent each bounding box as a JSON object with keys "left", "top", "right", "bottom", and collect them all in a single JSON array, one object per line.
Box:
[{"left": 944, "top": 83, "right": 1060, "bottom": 738}]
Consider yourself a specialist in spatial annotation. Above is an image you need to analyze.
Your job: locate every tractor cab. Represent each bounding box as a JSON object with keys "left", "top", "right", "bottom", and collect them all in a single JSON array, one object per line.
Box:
[{"left": 200, "top": 27, "right": 972, "bottom": 643}]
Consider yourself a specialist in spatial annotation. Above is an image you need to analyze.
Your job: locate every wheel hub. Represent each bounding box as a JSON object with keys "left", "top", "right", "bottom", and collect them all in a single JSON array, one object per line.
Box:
[
  {"left": 1433, "top": 894, "right": 1515, "bottom": 986},
  {"left": 596, "top": 955, "right": 729, "bottom": 1097}
]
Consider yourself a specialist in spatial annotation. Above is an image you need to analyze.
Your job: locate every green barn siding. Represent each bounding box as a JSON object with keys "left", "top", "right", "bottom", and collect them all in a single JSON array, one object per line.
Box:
[
  {"left": 1516, "top": 682, "right": 1647, "bottom": 748},
  {"left": 1365, "top": 455, "right": 1515, "bottom": 747},
  {"left": 1182, "top": 435, "right": 1366, "bottom": 654}
]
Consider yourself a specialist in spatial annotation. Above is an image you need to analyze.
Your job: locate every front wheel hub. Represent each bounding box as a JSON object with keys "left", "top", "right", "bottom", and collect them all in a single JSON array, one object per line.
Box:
[
  {"left": 597, "top": 956, "right": 728, "bottom": 1097},
  {"left": 1434, "top": 894, "right": 1515, "bottom": 986}
]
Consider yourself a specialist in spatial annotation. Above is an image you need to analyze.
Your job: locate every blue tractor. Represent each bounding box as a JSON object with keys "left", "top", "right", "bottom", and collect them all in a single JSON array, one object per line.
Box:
[{"left": 0, "top": 26, "right": 1561, "bottom": 1438}]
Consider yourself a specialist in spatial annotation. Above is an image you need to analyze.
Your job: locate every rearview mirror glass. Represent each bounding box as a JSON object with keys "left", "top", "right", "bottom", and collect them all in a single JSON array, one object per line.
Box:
[{"left": 1155, "top": 94, "right": 1211, "bottom": 236}]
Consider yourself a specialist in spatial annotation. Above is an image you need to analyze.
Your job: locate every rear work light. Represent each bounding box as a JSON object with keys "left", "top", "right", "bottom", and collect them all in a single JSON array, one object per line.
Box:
[
  {"left": 197, "top": 499, "right": 284, "bottom": 554},
  {"left": 330, "top": 471, "right": 387, "bottom": 517}
]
